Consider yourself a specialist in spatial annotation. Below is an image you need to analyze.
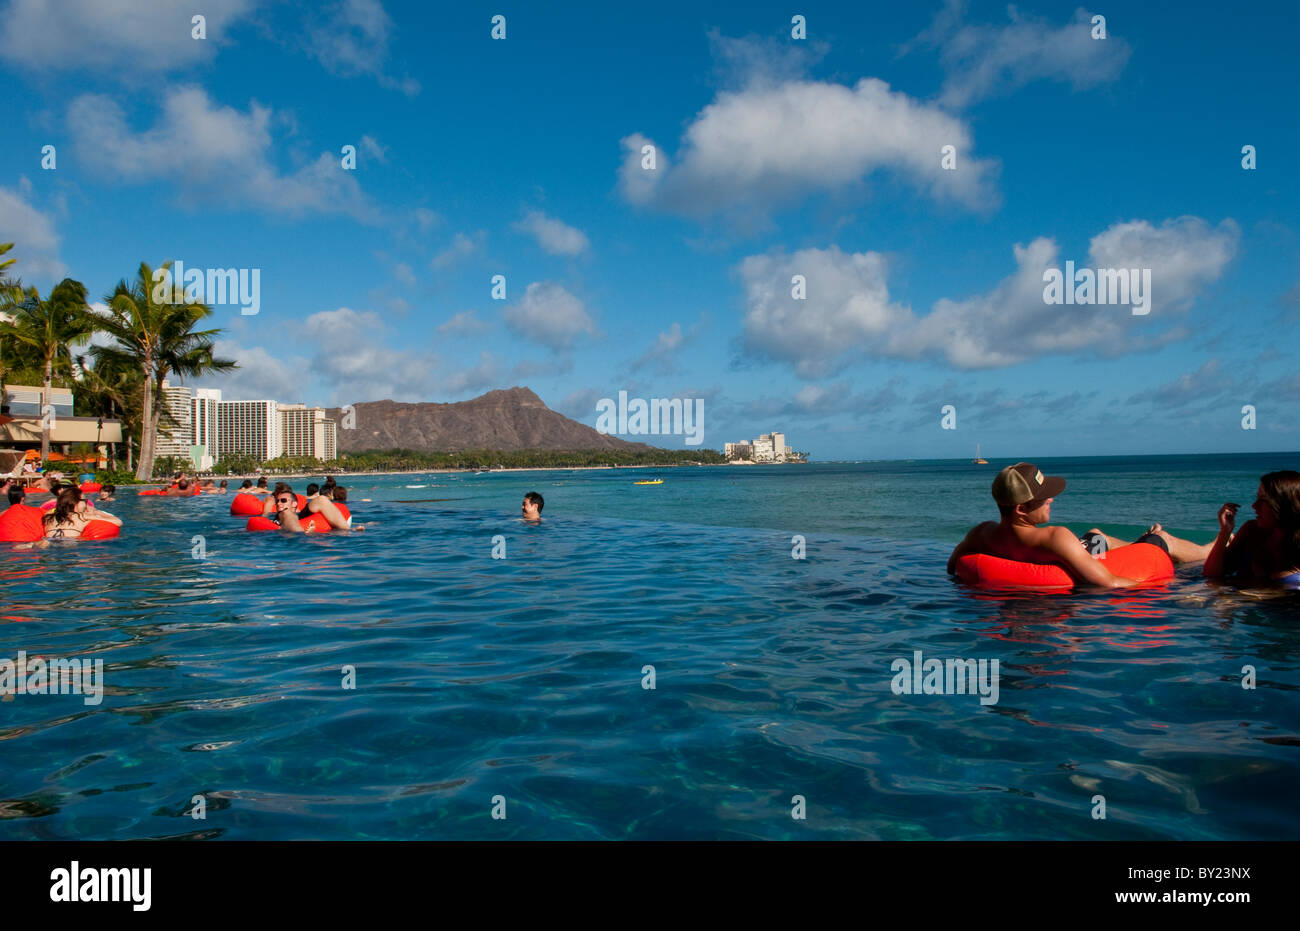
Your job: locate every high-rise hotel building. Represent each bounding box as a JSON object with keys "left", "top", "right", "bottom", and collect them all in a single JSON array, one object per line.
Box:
[
  {"left": 279, "top": 403, "right": 338, "bottom": 461},
  {"left": 153, "top": 385, "right": 339, "bottom": 466},
  {"left": 192, "top": 388, "right": 222, "bottom": 468},
  {"left": 217, "top": 399, "right": 283, "bottom": 462},
  {"left": 155, "top": 381, "right": 195, "bottom": 459}
]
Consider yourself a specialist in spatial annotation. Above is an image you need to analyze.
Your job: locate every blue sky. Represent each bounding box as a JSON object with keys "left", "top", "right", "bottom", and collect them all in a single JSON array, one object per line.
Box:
[{"left": 1, "top": 0, "right": 1296, "bottom": 460}]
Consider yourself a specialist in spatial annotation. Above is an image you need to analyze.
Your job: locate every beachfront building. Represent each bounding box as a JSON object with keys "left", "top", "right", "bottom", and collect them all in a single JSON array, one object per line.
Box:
[
  {"left": 154, "top": 380, "right": 195, "bottom": 461},
  {"left": 725, "top": 432, "right": 793, "bottom": 462},
  {"left": 217, "top": 399, "right": 283, "bottom": 462},
  {"left": 279, "top": 404, "right": 338, "bottom": 462},
  {"left": 192, "top": 388, "right": 222, "bottom": 469},
  {"left": 3, "top": 384, "right": 74, "bottom": 418},
  {"left": 0, "top": 384, "right": 122, "bottom": 467}
]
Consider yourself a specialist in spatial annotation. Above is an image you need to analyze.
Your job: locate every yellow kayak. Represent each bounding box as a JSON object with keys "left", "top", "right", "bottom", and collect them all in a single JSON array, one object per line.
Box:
[{"left": 633, "top": 479, "right": 663, "bottom": 485}]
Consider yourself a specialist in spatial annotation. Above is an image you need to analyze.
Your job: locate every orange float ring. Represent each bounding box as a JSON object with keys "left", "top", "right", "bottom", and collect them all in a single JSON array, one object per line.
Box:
[{"left": 955, "top": 542, "right": 1174, "bottom": 589}]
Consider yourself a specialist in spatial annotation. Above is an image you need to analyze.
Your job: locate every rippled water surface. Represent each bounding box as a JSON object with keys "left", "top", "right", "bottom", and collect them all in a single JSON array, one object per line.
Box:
[{"left": 2, "top": 456, "right": 1298, "bottom": 839}]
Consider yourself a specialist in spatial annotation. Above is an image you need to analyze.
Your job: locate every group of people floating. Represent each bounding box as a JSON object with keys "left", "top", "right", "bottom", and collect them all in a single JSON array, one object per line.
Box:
[
  {"left": 0, "top": 474, "right": 123, "bottom": 541},
  {"left": 235, "top": 475, "right": 363, "bottom": 532},
  {"left": 949, "top": 462, "right": 1300, "bottom": 588},
  {"left": 0, "top": 469, "right": 550, "bottom": 542}
]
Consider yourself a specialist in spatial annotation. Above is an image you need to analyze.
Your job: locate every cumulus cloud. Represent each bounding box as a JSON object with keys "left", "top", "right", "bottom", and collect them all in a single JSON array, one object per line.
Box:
[
  {"left": 619, "top": 56, "right": 999, "bottom": 221},
  {"left": 199, "top": 340, "right": 307, "bottom": 402},
  {"left": 907, "top": 2, "right": 1133, "bottom": 108},
  {"left": 738, "top": 246, "right": 911, "bottom": 378},
  {"left": 437, "top": 310, "right": 491, "bottom": 337},
  {"left": 431, "top": 231, "right": 486, "bottom": 269},
  {"left": 304, "top": 0, "right": 419, "bottom": 95},
  {"left": 738, "top": 217, "right": 1239, "bottom": 375},
  {"left": 0, "top": 0, "right": 253, "bottom": 74},
  {"left": 440, "top": 351, "right": 501, "bottom": 394},
  {"left": 1087, "top": 217, "right": 1240, "bottom": 311},
  {"left": 555, "top": 387, "right": 603, "bottom": 421},
  {"left": 360, "top": 134, "right": 388, "bottom": 163},
  {"left": 67, "top": 86, "right": 380, "bottom": 221},
  {"left": 503, "top": 282, "right": 596, "bottom": 351},
  {"left": 628, "top": 320, "right": 703, "bottom": 375},
  {"left": 1140, "top": 358, "right": 1234, "bottom": 410},
  {"left": 413, "top": 207, "right": 440, "bottom": 233},
  {"left": 512, "top": 209, "right": 590, "bottom": 256},
  {"left": 0, "top": 184, "right": 66, "bottom": 281},
  {"left": 742, "top": 378, "right": 904, "bottom": 421}
]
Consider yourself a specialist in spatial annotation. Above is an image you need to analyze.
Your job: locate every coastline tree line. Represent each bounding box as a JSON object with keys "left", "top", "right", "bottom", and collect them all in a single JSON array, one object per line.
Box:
[
  {"left": 1, "top": 242, "right": 727, "bottom": 481},
  {"left": 0, "top": 246, "right": 233, "bottom": 481}
]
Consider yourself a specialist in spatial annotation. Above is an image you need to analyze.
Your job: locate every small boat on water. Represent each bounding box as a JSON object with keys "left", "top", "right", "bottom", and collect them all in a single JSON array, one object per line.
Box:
[
  {"left": 973, "top": 443, "right": 989, "bottom": 465},
  {"left": 633, "top": 479, "right": 663, "bottom": 485}
]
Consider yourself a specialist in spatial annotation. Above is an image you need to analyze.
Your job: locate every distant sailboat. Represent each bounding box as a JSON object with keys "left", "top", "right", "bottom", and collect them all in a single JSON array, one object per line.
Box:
[{"left": 973, "top": 443, "right": 989, "bottom": 465}]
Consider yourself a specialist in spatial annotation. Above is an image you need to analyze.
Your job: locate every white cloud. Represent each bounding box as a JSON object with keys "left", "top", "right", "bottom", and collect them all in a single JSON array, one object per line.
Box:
[
  {"left": 198, "top": 340, "right": 308, "bottom": 402},
  {"left": 360, "top": 134, "right": 388, "bottom": 164},
  {"left": 0, "top": 185, "right": 66, "bottom": 281},
  {"left": 738, "top": 246, "right": 911, "bottom": 378},
  {"left": 619, "top": 73, "right": 999, "bottom": 220},
  {"left": 66, "top": 86, "right": 380, "bottom": 221},
  {"left": 512, "top": 209, "right": 590, "bottom": 256},
  {"left": 201, "top": 310, "right": 510, "bottom": 405},
  {"left": 739, "top": 217, "right": 1240, "bottom": 374},
  {"left": 431, "top": 231, "right": 485, "bottom": 269},
  {"left": 304, "top": 0, "right": 419, "bottom": 95},
  {"left": 503, "top": 282, "right": 595, "bottom": 352},
  {"left": 0, "top": 0, "right": 253, "bottom": 74},
  {"left": 413, "top": 207, "right": 440, "bottom": 233},
  {"left": 437, "top": 310, "right": 491, "bottom": 337},
  {"left": 440, "top": 351, "right": 501, "bottom": 394},
  {"left": 629, "top": 320, "right": 703, "bottom": 375},
  {"left": 298, "top": 307, "right": 434, "bottom": 400},
  {"left": 909, "top": 2, "right": 1133, "bottom": 108},
  {"left": 555, "top": 387, "right": 602, "bottom": 421},
  {"left": 394, "top": 262, "right": 415, "bottom": 285},
  {"left": 1088, "top": 217, "right": 1239, "bottom": 311}
]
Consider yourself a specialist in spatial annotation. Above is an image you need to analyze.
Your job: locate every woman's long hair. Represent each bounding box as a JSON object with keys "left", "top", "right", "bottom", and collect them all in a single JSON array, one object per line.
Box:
[
  {"left": 43, "top": 486, "right": 83, "bottom": 528},
  {"left": 1259, "top": 471, "right": 1300, "bottom": 569}
]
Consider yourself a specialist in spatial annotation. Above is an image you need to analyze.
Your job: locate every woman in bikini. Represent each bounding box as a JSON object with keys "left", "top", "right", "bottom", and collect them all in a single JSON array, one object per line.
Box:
[
  {"left": 42, "top": 486, "right": 123, "bottom": 540},
  {"left": 1203, "top": 470, "right": 1300, "bottom": 587}
]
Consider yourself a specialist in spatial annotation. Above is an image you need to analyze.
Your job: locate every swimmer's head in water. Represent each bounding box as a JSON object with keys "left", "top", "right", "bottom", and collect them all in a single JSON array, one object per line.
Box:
[
  {"left": 256, "top": 476, "right": 268, "bottom": 488},
  {"left": 333, "top": 486, "right": 347, "bottom": 502},
  {"left": 305, "top": 483, "right": 320, "bottom": 497},
  {"left": 7, "top": 484, "right": 24, "bottom": 505},
  {"left": 274, "top": 488, "right": 296, "bottom": 511},
  {"left": 522, "top": 492, "right": 544, "bottom": 519},
  {"left": 240, "top": 479, "right": 253, "bottom": 489}
]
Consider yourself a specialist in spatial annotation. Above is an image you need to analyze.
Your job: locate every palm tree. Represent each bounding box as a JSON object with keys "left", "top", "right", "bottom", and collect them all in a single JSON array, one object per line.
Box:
[
  {"left": 0, "top": 243, "right": 22, "bottom": 303},
  {"left": 75, "top": 349, "right": 146, "bottom": 470},
  {"left": 90, "top": 261, "right": 236, "bottom": 480},
  {"left": 0, "top": 242, "right": 29, "bottom": 414},
  {"left": 0, "top": 278, "right": 95, "bottom": 462}
]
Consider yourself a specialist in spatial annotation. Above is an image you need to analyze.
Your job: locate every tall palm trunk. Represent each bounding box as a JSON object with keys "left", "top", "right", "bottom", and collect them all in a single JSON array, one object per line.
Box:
[
  {"left": 41, "top": 356, "right": 52, "bottom": 463},
  {"left": 135, "top": 369, "right": 156, "bottom": 481}
]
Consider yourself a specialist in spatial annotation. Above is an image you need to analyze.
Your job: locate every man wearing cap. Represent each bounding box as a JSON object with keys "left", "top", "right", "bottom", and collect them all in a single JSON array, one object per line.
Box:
[{"left": 946, "top": 462, "right": 1146, "bottom": 587}]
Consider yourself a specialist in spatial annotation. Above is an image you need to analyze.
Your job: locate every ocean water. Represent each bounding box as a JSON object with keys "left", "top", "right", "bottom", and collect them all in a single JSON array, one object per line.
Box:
[{"left": 1, "top": 453, "right": 1297, "bottom": 840}]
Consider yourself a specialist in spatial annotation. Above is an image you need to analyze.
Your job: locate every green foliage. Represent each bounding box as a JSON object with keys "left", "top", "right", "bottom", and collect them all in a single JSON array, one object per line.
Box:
[
  {"left": 337, "top": 447, "right": 728, "bottom": 471},
  {"left": 90, "top": 260, "right": 236, "bottom": 480},
  {"left": 210, "top": 447, "right": 726, "bottom": 476},
  {"left": 94, "top": 468, "right": 145, "bottom": 486}
]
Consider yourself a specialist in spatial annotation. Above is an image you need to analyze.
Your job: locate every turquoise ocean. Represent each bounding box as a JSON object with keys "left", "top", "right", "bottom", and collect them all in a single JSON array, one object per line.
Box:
[{"left": 1, "top": 452, "right": 1297, "bottom": 839}]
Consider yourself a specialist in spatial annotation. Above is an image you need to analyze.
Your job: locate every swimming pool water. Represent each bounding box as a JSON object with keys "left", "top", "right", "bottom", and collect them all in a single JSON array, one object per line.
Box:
[{"left": 1, "top": 456, "right": 1297, "bottom": 839}]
